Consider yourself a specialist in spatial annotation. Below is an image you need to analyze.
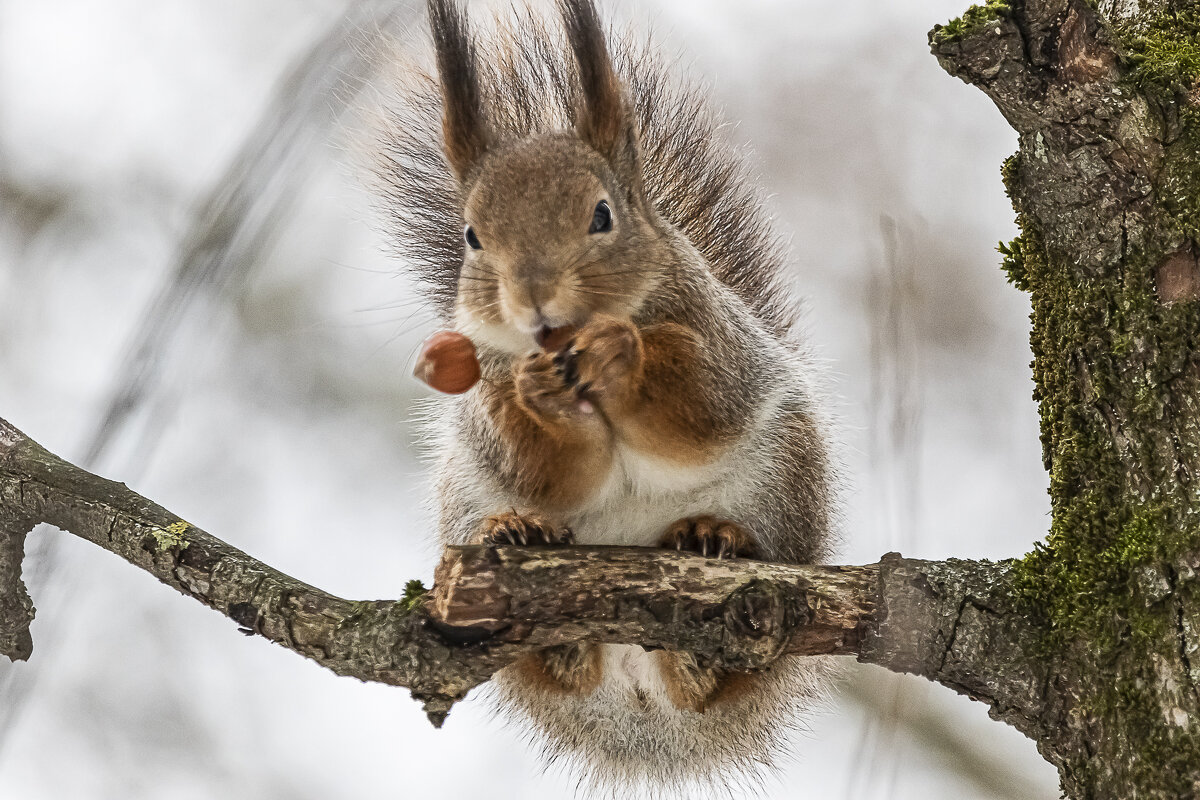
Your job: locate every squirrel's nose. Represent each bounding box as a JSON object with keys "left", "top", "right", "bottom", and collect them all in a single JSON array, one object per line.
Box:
[{"left": 516, "top": 276, "right": 555, "bottom": 313}]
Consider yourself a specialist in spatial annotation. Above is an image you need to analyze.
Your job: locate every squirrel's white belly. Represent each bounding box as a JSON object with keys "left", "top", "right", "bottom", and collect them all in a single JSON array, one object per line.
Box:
[
  {"left": 566, "top": 442, "right": 730, "bottom": 547},
  {"left": 565, "top": 443, "right": 737, "bottom": 701}
]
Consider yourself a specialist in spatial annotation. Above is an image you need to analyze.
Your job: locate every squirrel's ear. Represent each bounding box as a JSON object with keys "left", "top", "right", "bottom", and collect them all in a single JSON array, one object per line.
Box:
[
  {"left": 560, "top": 0, "right": 641, "bottom": 181},
  {"left": 428, "top": 0, "right": 489, "bottom": 182}
]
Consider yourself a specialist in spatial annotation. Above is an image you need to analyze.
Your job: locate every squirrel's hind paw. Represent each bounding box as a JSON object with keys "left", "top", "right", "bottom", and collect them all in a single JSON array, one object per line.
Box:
[
  {"left": 659, "top": 516, "right": 758, "bottom": 559},
  {"left": 513, "top": 642, "right": 603, "bottom": 695},
  {"left": 474, "top": 511, "right": 574, "bottom": 546}
]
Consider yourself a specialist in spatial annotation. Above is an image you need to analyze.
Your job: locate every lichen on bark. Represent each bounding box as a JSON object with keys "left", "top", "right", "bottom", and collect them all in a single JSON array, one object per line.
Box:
[{"left": 936, "top": 0, "right": 1200, "bottom": 793}]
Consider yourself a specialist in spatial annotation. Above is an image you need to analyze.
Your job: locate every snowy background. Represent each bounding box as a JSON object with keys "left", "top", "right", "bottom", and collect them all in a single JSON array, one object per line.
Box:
[{"left": 0, "top": 0, "right": 1059, "bottom": 797}]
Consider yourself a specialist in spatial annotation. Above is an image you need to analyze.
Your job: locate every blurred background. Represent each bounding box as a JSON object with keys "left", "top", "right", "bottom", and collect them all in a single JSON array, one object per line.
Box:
[{"left": 0, "top": 0, "right": 1059, "bottom": 797}]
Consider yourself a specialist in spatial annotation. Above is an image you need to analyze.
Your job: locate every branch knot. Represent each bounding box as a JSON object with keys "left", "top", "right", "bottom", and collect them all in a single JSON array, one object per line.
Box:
[{"left": 721, "top": 579, "right": 809, "bottom": 669}]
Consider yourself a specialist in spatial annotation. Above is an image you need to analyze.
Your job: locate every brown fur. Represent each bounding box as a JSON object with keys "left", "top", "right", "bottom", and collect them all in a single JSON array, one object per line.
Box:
[
  {"left": 427, "top": 0, "right": 490, "bottom": 179},
  {"left": 655, "top": 651, "right": 721, "bottom": 712},
  {"left": 607, "top": 322, "right": 747, "bottom": 464},
  {"left": 480, "top": 313, "right": 754, "bottom": 515},
  {"left": 372, "top": 5, "right": 796, "bottom": 334},
  {"left": 558, "top": 0, "right": 639, "bottom": 184},
  {"left": 479, "top": 374, "right": 612, "bottom": 512},
  {"left": 514, "top": 643, "right": 603, "bottom": 695},
  {"left": 706, "top": 669, "right": 764, "bottom": 708},
  {"left": 654, "top": 653, "right": 766, "bottom": 713},
  {"left": 456, "top": 137, "right": 666, "bottom": 338},
  {"left": 373, "top": 0, "right": 838, "bottom": 790}
]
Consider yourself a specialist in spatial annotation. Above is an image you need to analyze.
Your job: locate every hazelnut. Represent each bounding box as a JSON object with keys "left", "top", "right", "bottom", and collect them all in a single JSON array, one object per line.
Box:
[{"left": 414, "top": 331, "right": 481, "bottom": 394}]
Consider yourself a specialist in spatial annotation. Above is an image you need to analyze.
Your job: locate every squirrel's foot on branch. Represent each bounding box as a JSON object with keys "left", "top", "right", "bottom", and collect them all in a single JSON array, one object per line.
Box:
[
  {"left": 474, "top": 511, "right": 574, "bottom": 546},
  {"left": 659, "top": 516, "right": 758, "bottom": 559}
]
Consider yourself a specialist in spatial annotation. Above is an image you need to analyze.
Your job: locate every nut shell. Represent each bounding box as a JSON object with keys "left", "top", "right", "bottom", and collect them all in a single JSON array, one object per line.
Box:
[{"left": 414, "top": 331, "right": 481, "bottom": 394}]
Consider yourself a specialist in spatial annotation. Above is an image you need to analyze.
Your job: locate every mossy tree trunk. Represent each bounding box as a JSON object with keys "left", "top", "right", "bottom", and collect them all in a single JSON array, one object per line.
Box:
[
  {"left": 4, "top": 2, "right": 1200, "bottom": 796},
  {"left": 932, "top": 0, "right": 1200, "bottom": 794}
]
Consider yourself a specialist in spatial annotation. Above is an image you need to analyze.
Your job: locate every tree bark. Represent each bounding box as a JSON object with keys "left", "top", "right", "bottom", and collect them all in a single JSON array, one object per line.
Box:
[
  {"left": 0, "top": 416, "right": 1054, "bottom": 731},
  {"left": 3, "top": 1, "right": 1200, "bottom": 794},
  {"left": 931, "top": 0, "right": 1200, "bottom": 795}
]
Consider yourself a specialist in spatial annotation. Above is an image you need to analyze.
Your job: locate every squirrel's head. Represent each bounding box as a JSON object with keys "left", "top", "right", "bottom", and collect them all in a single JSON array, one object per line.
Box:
[{"left": 428, "top": 0, "right": 667, "bottom": 355}]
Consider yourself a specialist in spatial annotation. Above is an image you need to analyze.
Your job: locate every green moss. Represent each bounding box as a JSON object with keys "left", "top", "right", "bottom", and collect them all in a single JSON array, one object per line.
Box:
[
  {"left": 955, "top": 3, "right": 1200, "bottom": 791},
  {"left": 930, "top": 0, "right": 1012, "bottom": 45},
  {"left": 996, "top": 157, "right": 1031, "bottom": 291},
  {"left": 1005, "top": 215, "right": 1200, "bottom": 642},
  {"left": 997, "top": 68, "right": 1200, "bottom": 781},
  {"left": 401, "top": 579, "right": 428, "bottom": 612},
  {"left": 999, "top": 145, "right": 1200, "bottom": 790},
  {"left": 999, "top": 93, "right": 1200, "bottom": 645},
  {"left": 997, "top": 236, "right": 1030, "bottom": 291},
  {"left": 1120, "top": 7, "right": 1200, "bottom": 109},
  {"left": 1158, "top": 130, "right": 1200, "bottom": 240},
  {"left": 1118, "top": 5, "right": 1200, "bottom": 241},
  {"left": 1017, "top": 500, "right": 1173, "bottom": 648}
]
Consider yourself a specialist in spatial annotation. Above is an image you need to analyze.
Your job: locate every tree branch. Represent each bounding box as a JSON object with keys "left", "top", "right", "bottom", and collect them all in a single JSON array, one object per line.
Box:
[
  {"left": 0, "top": 415, "right": 1051, "bottom": 730},
  {"left": 929, "top": 0, "right": 1200, "bottom": 793}
]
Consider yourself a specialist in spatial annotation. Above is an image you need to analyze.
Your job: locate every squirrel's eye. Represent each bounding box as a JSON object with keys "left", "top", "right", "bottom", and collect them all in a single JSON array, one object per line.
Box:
[
  {"left": 589, "top": 200, "right": 613, "bottom": 234},
  {"left": 464, "top": 225, "right": 482, "bottom": 250}
]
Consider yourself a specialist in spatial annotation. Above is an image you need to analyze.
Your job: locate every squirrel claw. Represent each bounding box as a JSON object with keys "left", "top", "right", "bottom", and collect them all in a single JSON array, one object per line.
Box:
[
  {"left": 554, "top": 349, "right": 580, "bottom": 385},
  {"left": 475, "top": 511, "right": 574, "bottom": 547},
  {"left": 516, "top": 317, "right": 639, "bottom": 420},
  {"left": 514, "top": 350, "right": 596, "bottom": 421},
  {"left": 566, "top": 317, "right": 641, "bottom": 401},
  {"left": 659, "top": 516, "right": 757, "bottom": 559}
]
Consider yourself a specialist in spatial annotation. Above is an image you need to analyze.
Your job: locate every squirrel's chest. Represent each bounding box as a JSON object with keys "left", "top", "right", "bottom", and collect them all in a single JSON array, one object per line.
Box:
[{"left": 565, "top": 443, "right": 728, "bottom": 547}]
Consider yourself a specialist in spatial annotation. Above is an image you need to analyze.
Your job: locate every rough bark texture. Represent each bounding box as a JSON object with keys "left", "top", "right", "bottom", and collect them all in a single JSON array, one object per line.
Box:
[
  {"left": 4, "top": 2, "right": 1200, "bottom": 792},
  {"left": 0, "top": 415, "right": 1054, "bottom": 733},
  {"left": 933, "top": 0, "right": 1200, "bottom": 795}
]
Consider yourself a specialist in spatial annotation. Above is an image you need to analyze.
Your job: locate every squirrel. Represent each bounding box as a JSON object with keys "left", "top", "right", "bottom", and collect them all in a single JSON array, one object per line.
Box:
[{"left": 372, "top": 0, "right": 837, "bottom": 791}]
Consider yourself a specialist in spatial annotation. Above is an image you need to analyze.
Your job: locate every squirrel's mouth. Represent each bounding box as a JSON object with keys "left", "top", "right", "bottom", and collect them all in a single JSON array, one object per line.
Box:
[{"left": 534, "top": 324, "right": 577, "bottom": 352}]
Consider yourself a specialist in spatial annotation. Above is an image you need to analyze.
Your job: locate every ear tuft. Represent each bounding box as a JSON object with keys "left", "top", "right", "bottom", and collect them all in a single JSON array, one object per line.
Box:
[
  {"left": 558, "top": 0, "right": 633, "bottom": 162},
  {"left": 428, "top": 0, "right": 489, "bottom": 181}
]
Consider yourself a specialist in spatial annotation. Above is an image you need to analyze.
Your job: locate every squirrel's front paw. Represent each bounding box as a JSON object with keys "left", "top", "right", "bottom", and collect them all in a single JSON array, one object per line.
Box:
[
  {"left": 554, "top": 315, "right": 643, "bottom": 406},
  {"left": 659, "top": 516, "right": 758, "bottom": 559},
  {"left": 515, "top": 351, "right": 597, "bottom": 420},
  {"left": 474, "top": 511, "right": 574, "bottom": 546}
]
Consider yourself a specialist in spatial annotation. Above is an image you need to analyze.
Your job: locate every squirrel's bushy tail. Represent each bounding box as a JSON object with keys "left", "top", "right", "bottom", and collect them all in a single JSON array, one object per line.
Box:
[
  {"left": 370, "top": 5, "right": 797, "bottom": 337},
  {"left": 369, "top": 2, "right": 833, "bottom": 793},
  {"left": 490, "top": 649, "right": 833, "bottom": 797}
]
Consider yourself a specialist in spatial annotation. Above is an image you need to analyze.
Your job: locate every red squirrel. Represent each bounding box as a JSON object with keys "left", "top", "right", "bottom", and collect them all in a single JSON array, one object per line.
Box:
[{"left": 377, "top": 0, "right": 837, "bottom": 791}]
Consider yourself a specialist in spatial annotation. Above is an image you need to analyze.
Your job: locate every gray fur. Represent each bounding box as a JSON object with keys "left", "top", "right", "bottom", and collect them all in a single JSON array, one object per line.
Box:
[
  {"left": 372, "top": 7, "right": 796, "bottom": 335},
  {"left": 372, "top": 1, "right": 839, "bottom": 793}
]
